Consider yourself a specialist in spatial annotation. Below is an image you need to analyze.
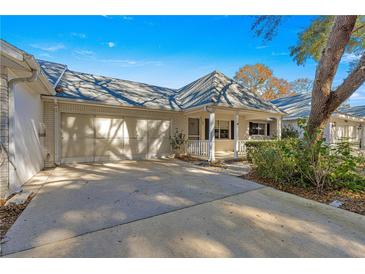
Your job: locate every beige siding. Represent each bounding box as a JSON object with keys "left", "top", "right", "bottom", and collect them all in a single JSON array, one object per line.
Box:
[{"left": 43, "top": 101, "right": 55, "bottom": 167}]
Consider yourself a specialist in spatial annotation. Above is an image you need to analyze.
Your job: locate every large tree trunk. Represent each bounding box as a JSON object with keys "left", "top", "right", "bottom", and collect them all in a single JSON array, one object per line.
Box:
[{"left": 307, "top": 16, "right": 365, "bottom": 143}]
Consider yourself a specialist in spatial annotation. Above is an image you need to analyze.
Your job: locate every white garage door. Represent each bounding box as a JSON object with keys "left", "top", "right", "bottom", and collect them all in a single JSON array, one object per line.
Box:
[{"left": 61, "top": 113, "right": 171, "bottom": 163}]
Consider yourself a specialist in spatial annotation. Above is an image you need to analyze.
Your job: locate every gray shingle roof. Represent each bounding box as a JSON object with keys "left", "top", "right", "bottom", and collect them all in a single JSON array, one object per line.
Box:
[
  {"left": 40, "top": 60, "right": 282, "bottom": 113},
  {"left": 345, "top": 105, "right": 365, "bottom": 118},
  {"left": 175, "top": 70, "right": 281, "bottom": 113},
  {"left": 38, "top": 60, "right": 67, "bottom": 87},
  {"left": 271, "top": 93, "right": 364, "bottom": 120},
  {"left": 271, "top": 93, "right": 312, "bottom": 119}
]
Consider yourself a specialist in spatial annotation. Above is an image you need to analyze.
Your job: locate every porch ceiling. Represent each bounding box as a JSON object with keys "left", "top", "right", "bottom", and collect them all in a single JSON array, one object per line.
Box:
[{"left": 185, "top": 106, "right": 281, "bottom": 120}]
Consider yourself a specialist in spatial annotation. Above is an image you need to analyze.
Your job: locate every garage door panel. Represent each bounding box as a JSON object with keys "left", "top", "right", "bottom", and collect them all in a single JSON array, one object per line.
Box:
[
  {"left": 148, "top": 137, "right": 171, "bottom": 158},
  {"left": 95, "top": 138, "right": 124, "bottom": 157},
  {"left": 95, "top": 117, "right": 124, "bottom": 139},
  {"left": 148, "top": 120, "right": 170, "bottom": 138},
  {"left": 124, "top": 138, "right": 148, "bottom": 159},
  {"left": 61, "top": 138, "right": 94, "bottom": 158},
  {"left": 148, "top": 120, "right": 171, "bottom": 158},
  {"left": 61, "top": 114, "right": 94, "bottom": 139},
  {"left": 124, "top": 118, "right": 148, "bottom": 138},
  {"left": 61, "top": 114, "right": 95, "bottom": 161}
]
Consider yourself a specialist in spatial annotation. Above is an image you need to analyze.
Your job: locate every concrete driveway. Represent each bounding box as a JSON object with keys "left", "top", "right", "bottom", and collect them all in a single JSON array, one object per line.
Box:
[{"left": 1, "top": 159, "right": 365, "bottom": 257}]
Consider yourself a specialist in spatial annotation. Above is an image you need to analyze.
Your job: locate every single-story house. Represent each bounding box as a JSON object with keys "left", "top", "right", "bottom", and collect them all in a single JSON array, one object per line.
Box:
[
  {"left": 271, "top": 93, "right": 365, "bottom": 149},
  {"left": 0, "top": 40, "right": 284, "bottom": 198}
]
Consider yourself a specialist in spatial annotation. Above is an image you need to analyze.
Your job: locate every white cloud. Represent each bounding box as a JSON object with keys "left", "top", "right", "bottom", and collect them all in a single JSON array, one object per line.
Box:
[
  {"left": 341, "top": 53, "right": 361, "bottom": 63},
  {"left": 38, "top": 52, "right": 52, "bottom": 58},
  {"left": 73, "top": 49, "right": 95, "bottom": 58},
  {"left": 256, "top": 45, "right": 269, "bottom": 49},
  {"left": 71, "top": 32, "right": 86, "bottom": 39},
  {"left": 271, "top": 51, "right": 288, "bottom": 56},
  {"left": 122, "top": 16, "right": 133, "bottom": 21},
  {"left": 30, "top": 43, "right": 65, "bottom": 52},
  {"left": 107, "top": 42, "right": 116, "bottom": 48},
  {"left": 100, "top": 58, "right": 162, "bottom": 67}
]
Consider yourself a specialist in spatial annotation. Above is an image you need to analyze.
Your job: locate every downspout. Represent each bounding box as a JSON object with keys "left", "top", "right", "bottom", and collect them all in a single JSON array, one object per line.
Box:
[{"left": 6, "top": 53, "right": 40, "bottom": 192}]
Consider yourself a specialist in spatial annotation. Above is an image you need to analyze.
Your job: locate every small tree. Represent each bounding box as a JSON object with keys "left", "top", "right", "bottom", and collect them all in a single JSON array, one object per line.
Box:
[
  {"left": 234, "top": 63, "right": 294, "bottom": 100},
  {"left": 170, "top": 128, "right": 187, "bottom": 156}
]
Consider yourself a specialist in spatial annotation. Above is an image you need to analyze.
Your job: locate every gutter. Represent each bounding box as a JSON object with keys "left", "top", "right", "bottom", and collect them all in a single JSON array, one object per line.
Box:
[
  {"left": 8, "top": 53, "right": 40, "bottom": 87},
  {"left": 6, "top": 53, "right": 40, "bottom": 191}
]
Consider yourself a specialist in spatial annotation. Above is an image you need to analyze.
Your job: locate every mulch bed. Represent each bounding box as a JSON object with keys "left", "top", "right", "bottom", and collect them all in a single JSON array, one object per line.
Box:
[
  {"left": 176, "top": 155, "right": 226, "bottom": 168},
  {"left": 242, "top": 171, "right": 365, "bottom": 216},
  {"left": 0, "top": 195, "right": 33, "bottom": 239}
]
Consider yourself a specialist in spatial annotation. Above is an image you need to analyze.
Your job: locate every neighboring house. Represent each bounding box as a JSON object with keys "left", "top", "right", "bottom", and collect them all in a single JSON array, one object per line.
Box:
[
  {"left": 271, "top": 93, "right": 365, "bottom": 149},
  {"left": 0, "top": 39, "right": 284, "bottom": 198}
]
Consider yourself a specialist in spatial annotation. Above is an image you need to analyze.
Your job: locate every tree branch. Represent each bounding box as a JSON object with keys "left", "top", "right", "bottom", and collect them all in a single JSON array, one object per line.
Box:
[
  {"left": 352, "top": 24, "right": 365, "bottom": 33},
  {"left": 329, "top": 53, "right": 365, "bottom": 112},
  {"left": 312, "top": 16, "right": 357, "bottom": 98}
]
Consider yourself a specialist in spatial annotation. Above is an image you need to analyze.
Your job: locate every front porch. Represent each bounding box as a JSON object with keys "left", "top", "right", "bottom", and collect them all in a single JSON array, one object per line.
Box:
[{"left": 184, "top": 106, "right": 282, "bottom": 161}]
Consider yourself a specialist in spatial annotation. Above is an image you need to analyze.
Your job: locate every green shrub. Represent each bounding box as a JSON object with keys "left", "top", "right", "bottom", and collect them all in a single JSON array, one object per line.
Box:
[
  {"left": 249, "top": 139, "right": 299, "bottom": 184},
  {"left": 246, "top": 140, "right": 278, "bottom": 162},
  {"left": 329, "top": 141, "right": 365, "bottom": 191},
  {"left": 282, "top": 125, "right": 300, "bottom": 139},
  {"left": 249, "top": 135, "right": 365, "bottom": 193}
]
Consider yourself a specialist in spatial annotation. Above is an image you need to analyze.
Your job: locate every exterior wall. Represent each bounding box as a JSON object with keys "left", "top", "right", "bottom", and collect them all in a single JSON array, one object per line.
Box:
[
  {"left": 283, "top": 118, "right": 364, "bottom": 149},
  {"left": 330, "top": 117, "right": 363, "bottom": 147},
  {"left": 43, "top": 100, "right": 185, "bottom": 167},
  {"left": 12, "top": 83, "right": 44, "bottom": 189},
  {"left": 0, "top": 67, "right": 9, "bottom": 198}
]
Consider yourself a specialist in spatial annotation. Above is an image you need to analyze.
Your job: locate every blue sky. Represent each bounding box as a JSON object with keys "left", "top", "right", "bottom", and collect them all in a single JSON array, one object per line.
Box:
[{"left": 1, "top": 15, "right": 364, "bottom": 106}]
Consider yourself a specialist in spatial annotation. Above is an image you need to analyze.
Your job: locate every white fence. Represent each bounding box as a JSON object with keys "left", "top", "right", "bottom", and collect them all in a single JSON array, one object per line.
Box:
[
  {"left": 186, "top": 140, "right": 248, "bottom": 157},
  {"left": 186, "top": 140, "right": 209, "bottom": 156}
]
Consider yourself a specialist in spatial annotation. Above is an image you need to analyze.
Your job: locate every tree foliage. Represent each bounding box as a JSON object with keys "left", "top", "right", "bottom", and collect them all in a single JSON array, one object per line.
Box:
[
  {"left": 234, "top": 63, "right": 294, "bottom": 100},
  {"left": 252, "top": 16, "right": 365, "bottom": 66},
  {"left": 290, "top": 78, "right": 313, "bottom": 94},
  {"left": 251, "top": 16, "right": 284, "bottom": 42}
]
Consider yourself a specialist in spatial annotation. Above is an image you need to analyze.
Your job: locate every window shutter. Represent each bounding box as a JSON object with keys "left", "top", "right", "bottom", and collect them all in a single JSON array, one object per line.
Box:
[
  {"left": 267, "top": 123, "right": 270, "bottom": 136},
  {"left": 231, "top": 120, "right": 234, "bottom": 140},
  {"left": 205, "top": 118, "right": 209, "bottom": 140}
]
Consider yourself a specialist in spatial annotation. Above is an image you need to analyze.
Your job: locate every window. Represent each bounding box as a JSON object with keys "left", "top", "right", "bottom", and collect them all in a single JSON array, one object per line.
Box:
[
  {"left": 249, "top": 122, "right": 266, "bottom": 136},
  {"left": 188, "top": 118, "right": 200, "bottom": 140},
  {"left": 214, "top": 120, "right": 230, "bottom": 139}
]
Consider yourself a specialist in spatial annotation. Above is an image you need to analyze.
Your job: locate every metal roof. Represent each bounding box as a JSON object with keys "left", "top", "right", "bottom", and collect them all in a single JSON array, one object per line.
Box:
[
  {"left": 175, "top": 70, "right": 282, "bottom": 113},
  {"left": 39, "top": 60, "right": 282, "bottom": 113},
  {"left": 271, "top": 93, "right": 365, "bottom": 120},
  {"left": 345, "top": 105, "right": 365, "bottom": 118}
]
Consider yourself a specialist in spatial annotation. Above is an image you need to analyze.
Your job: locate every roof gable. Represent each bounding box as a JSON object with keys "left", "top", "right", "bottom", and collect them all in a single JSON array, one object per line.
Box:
[{"left": 176, "top": 70, "right": 281, "bottom": 113}]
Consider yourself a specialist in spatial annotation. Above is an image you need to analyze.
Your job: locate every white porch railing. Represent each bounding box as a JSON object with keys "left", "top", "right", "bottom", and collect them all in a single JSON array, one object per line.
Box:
[
  {"left": 186, "top": 140, "right": 248, "bottom": 157},
  {"left": 186, "top": 140, "right": 209, "bottom": 156},
  {"left": 237, "top": 140, "right": 247, "bottom": 155}
]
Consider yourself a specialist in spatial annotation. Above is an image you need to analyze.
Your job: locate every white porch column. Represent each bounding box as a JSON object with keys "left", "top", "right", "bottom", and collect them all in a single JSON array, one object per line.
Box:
[
  {"left": 277, "top": 117, "right": 282, "bottom": 140},
  {"left": 234, "top": 111, "right": 239, "bottom": 159},
  {"left": 361, "top": 125, "right": 365, "bottom": 149},
  {"left": 324, "top": 122, "right": 333, "bottom": 144},
  {"left": 208, "top": 110, "right": 215, "bottom": 162}
]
